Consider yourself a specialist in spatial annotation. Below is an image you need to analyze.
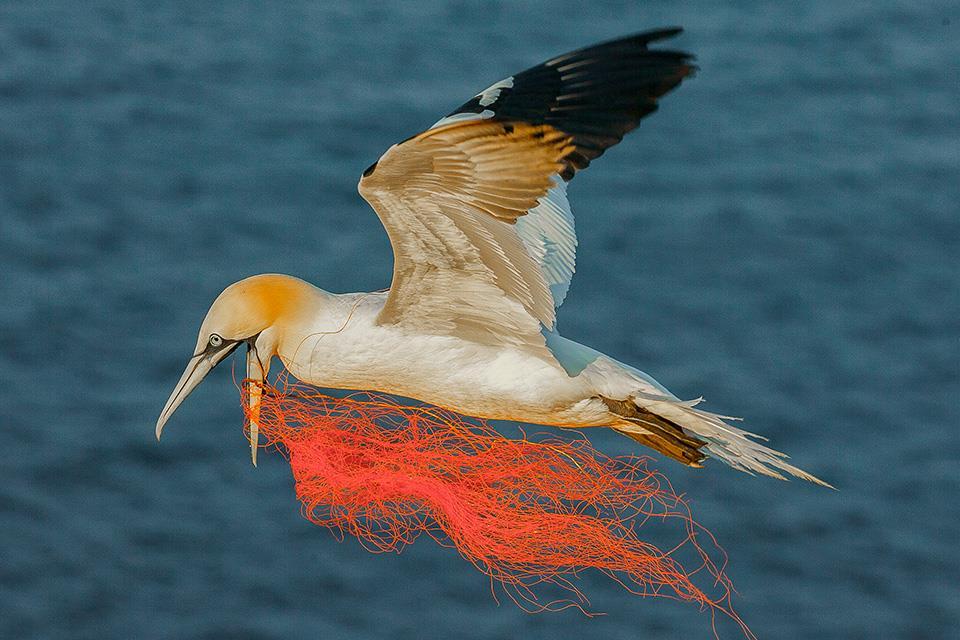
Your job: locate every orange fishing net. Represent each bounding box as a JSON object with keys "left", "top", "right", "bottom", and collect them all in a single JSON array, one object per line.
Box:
[{"left": 241, "top": 378, "right": 752, "bottom": 638}]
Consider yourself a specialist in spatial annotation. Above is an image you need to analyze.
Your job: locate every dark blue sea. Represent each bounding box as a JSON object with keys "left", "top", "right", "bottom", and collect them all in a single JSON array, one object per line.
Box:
[{"left": 2, "top": 2, "right": 957, "bottom": 638}]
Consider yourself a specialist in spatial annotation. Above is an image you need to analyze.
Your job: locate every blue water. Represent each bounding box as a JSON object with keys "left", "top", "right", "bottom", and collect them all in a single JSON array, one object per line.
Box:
[{"left": 2, "top": 2, "right": 957, "bottom": 638}]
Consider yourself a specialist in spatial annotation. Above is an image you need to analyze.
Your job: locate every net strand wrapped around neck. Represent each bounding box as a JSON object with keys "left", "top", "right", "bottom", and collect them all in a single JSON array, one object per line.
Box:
[{"left": 241, "top": 378, "right": 753, "bottom": 638}]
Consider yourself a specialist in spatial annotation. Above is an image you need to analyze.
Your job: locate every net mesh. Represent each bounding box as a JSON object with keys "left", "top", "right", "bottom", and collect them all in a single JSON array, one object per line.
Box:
[{"left": 241, "top": 378, "right": 752, "bottom": 637}]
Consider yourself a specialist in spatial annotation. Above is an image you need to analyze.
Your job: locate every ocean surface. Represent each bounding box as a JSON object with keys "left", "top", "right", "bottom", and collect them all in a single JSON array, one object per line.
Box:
[{"left": 2, "top": 2, "right": 957, "bottom": 638}]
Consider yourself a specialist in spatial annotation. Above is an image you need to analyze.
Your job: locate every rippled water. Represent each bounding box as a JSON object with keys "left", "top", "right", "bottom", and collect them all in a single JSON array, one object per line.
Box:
[{"left": 2, "top": 2, "right": 957, "bottom": 638}]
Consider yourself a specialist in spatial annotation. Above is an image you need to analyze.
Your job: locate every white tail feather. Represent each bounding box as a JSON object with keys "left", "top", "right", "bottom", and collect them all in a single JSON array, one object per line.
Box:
[
  {"left": 548, "top": 339, "right": 833, "bottom": 488},
  {"left": 638, "top": 397, "right": 835, "bottom": 489}
]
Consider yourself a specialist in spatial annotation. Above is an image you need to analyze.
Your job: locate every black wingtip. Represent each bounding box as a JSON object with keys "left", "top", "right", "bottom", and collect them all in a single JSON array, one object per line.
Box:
[
  {"left": 597, "top": 26, "right": 686, "bottom": 50},
  {"left": 428, "top": 27, "right": 696, "bottom": 183},
  {"left": 545, "top": 27, "right": 691, "bottom": 66},
  {"left": 640, "top": 26, "right": 684, "bottom": 42}
]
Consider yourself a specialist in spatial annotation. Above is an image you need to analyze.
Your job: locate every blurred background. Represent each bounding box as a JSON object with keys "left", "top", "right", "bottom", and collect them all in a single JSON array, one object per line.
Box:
[{"left": 1, "top": 1, "right": 957, "bottom": 638}]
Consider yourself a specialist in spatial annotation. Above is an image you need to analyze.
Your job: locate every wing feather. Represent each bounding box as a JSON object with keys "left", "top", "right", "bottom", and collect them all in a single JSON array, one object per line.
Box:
[
  {"left": 358, "top": 29, "right": 694, "bottom": 346},
  {"left": 359, "top": 120, "right": 573, "bottom": 346},
  {"left": 515, "top": 180, "right": 577, "bottom": 307}
]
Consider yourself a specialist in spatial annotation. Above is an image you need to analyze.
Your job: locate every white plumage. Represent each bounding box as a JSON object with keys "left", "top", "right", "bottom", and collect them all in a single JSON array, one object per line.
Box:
[{"left": 156, "top": 29, "right": 830, "bottom": 486}]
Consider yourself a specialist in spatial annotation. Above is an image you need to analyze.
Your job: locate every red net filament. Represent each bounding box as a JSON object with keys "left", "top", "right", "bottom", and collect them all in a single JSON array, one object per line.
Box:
[{"left": 242, "top": 379, "right": 752, "bottom": 638}]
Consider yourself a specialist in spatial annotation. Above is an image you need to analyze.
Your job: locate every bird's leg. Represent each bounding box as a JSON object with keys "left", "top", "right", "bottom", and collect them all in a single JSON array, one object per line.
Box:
[{"left": 245, "top": 344, "right": 269, "bottom": 466}]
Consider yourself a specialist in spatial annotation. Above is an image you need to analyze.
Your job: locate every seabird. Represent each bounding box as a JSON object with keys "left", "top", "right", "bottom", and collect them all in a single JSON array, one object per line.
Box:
[{"left": 156, "top": 28, "right": 828, "bottom": 486}]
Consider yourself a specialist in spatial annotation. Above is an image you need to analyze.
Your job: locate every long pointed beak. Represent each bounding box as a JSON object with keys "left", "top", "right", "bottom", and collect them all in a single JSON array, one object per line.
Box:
[
  {"left": 156, "top": 354, "right": 213, "bottom": 440},
  {"left": 156, "top": 345, "right": 236, "bottom": 440}
]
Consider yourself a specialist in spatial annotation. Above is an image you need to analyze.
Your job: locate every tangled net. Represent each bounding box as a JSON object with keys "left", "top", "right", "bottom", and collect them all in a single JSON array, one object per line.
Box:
[{"left": 241, "top": 378, "right": 752, "bottom": 638}]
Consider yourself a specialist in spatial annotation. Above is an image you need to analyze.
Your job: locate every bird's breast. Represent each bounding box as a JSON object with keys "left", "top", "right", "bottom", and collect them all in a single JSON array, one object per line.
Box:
[{"left": 276, "top": 301, "right": 598, "bottom": 425}]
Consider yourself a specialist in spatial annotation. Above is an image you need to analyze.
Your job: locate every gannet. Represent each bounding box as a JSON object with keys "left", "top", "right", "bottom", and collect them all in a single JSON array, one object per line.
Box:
[{"left": 156, "top": 28, "right": 829, "bottom": 486}]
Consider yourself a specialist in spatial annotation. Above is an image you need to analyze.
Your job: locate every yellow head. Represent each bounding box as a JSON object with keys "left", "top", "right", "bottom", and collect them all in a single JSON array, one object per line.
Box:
[{"left": 155, "top": 274, "right": 323, "bottom": 464}]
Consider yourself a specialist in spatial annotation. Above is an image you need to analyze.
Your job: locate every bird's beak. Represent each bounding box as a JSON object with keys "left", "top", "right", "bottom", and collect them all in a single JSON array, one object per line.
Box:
[
  {"left": 245, "top": 343, "right": 270, "bottom": 467},
  {"left": 156, "top": 346, "right": 236, "bottom": 441}
]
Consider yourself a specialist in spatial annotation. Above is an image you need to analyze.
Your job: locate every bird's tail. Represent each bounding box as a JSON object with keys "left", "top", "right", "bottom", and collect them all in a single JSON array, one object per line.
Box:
[
  {"left": 541, "top": 330, "right": 831, "bottom": 487},
  {"left": 605, "top": 397, "right": 708, "bottom": 467},
  {"left": 608, "top": 392, "right": 833, "bottom": 488}
]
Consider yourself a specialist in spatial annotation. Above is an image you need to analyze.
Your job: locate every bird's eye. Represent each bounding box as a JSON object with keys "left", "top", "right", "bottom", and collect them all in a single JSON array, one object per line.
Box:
[{"left": 208, "top": 334, "right": 223, "bottom": 348}]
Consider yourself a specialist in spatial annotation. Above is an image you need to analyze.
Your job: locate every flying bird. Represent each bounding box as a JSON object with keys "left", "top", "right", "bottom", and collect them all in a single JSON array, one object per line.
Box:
[{"left": 156, "top": 28, "right": 828, "bottom": 486}]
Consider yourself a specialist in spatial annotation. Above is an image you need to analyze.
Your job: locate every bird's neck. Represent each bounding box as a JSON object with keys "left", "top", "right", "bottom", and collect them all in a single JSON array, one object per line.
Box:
[
  {"left": 271, "top": 290, "right": 385, "bottom": 375},
  {"left": 247, "top": 278, "right": 330, "bottom": 367}
]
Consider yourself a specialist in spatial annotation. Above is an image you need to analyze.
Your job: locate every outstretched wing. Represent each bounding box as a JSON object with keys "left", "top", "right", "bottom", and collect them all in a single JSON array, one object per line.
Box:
[
  {"left": 431, "top": 28, "right": 694, "bottom": 309},
  {"left": 359, "top": 29, "right": 694, "bottom": 348},
  {"left": 359, "top": 120, "right": 572, "bottom": 350}
]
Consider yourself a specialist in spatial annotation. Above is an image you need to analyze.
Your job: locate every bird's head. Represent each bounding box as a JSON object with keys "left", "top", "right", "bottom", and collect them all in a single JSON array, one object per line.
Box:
[{"left": 155, "top": 273, "right": 320, "bottom": 464}]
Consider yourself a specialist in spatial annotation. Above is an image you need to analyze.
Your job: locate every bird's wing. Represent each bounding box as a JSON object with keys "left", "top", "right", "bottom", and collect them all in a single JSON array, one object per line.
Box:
[
  {"left": 358, "top": 29, "right": 694, "bottom": 348},
  {"left": 359, "top": 120, "right": 572, "bottom": 349}
]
